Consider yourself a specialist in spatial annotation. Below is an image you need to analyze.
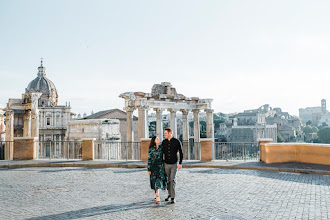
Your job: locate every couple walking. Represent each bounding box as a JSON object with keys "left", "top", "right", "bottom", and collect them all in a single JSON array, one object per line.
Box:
[{"left": 147, "top": 128, "right": 183, "bottom": 205}]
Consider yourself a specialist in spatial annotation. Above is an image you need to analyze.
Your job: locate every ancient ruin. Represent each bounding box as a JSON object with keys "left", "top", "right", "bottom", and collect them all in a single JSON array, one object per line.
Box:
[{"left": 120, "top": 82, "right": 214, "bottom": 159}]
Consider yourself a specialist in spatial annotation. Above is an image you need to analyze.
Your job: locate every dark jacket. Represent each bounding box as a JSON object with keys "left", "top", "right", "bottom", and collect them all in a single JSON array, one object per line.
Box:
[{"left": 162, "top": 138, "right": 183, "bottom": 164}]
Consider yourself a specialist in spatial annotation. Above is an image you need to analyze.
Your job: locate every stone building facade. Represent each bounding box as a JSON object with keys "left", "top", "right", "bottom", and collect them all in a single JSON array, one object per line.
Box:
[
  {"left": 299, "top": 99, "right": 327, "bottom": 125},
  {"left": 67, "top": 119, "right": 120, "bottom": 141},
  {"left": 3, "top": 61, "right": 75, "bottom": 159},
  {"left": 226, "top": 105, "right": 278, "bottom": 143},
  {"left": 83, "top": 108, "right": 138, "bottom": 142},
  {"left": 24, "top": 61, "right": 74, "bottom": 143}
]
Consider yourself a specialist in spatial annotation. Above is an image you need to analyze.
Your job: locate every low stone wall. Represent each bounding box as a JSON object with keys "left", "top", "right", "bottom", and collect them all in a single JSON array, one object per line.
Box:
[
  {"left": 81, "top": 138, "right": 95, "bottom": 160},
  {"left": 260, "top": 143, "right": 330, "bottom": 165},
  {"left": 140, "top": 138, "right": 151, "bottom": 161},
  {"left": 200, "top": 139, "right": 213, "bottom": 162},
  {"left": 14, "top": 137, "right": 38, "bottom": 160}
]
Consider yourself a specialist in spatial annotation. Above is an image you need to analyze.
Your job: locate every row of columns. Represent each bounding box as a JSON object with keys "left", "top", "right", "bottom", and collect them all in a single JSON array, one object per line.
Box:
[{"left": 126, "top": 107, "right": 214, "bottom": 142}]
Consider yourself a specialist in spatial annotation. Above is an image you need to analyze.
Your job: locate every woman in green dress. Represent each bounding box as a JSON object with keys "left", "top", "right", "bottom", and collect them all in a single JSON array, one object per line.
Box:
[{"left": 148, "top": 136, "right": 167, "bottom": 204}]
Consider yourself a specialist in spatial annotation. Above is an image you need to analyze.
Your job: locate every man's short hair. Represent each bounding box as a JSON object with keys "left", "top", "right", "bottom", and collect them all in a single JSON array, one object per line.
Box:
[{"left": 164, "top": 128, "right": 172, "bottom": 133}]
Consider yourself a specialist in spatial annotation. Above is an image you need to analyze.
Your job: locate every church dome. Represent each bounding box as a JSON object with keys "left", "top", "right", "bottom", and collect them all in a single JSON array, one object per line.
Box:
[{"left": 25, "top": 60, "right": 58, "bottom": 107}]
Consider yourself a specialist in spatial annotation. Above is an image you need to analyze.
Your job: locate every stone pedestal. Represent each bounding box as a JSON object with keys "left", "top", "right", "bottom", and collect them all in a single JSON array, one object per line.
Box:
[
  {"left": 82, "top": 138, "right": 95, "bottom": 160},
  {"left": 200, "top": 138, "right": 213, "bottom": 162},
  {"left": 13, "top": 137, "right": 38, "bottom": 160},
  {"left": 258, "top": 138, "right": 273, "bottom": 161},
  {"left": 140, "top": 138, "right": 151, "bottom": 161}
]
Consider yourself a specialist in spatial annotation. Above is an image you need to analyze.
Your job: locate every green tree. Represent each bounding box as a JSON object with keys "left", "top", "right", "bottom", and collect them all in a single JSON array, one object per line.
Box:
[
  {"left": 277, "top": 133, "right": 285, "bottom": 143},
  {"left": 149, "top": 121, "right": 156, "bottom": 131},
  {"left": 319, "top": 122, "right": 328, "bottom": 129},
  {"left": 317, "top": 127, "right": 330, "bottom": 144},
  {"left": 306, "top": 120, "right": 312, "bottom": 125},
  {"left": 200, "top": 121, "right": 207, "bottom": 138},
  {"left": 214, "top": 119, "right": 225, "bottom": 129},
  {"left": 296, "top": 129, "right": 302, "bottom": 137},
  {"left": 303, "top": 125, "right": 313, "bottom": 134}
]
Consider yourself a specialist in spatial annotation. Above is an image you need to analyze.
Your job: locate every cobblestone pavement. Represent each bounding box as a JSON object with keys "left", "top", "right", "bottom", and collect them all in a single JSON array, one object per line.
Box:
[{"left": 1, "top": 167, "right": 330, "bottom": 220}]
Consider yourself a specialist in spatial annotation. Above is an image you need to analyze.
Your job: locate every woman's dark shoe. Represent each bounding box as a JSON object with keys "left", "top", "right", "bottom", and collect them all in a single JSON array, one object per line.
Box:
[
  {"left": 170, "top": 198, "right": 175, "bottom": 204},
  {"left": 165, "top": 195, "right": 171, "bottom": 202}
]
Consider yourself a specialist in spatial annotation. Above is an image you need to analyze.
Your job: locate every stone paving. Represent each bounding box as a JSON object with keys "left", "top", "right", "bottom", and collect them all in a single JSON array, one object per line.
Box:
[{"left": 1, "top": 167, "right": 330, "bottom": 220}]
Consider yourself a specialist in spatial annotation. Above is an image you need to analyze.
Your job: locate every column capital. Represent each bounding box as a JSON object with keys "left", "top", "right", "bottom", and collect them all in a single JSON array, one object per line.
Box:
[
  {"left": 168, "top": 109, "right": 178, "bottom": 113},
  {"left": 124, "top": 106, "right": 135, "bottom": 112},
  {"left": 153, "top": 108, "right": 163, "bottom": 113},
  {"left": 192, "top": 109, "right": 200, "bottom": 114},
  {"left": 205, "top": 109, "right": 214, "bottom": 113},
  {"left": 138, "top": 106, "right": 149, "bottom": 111},
  {"left": 5, "top": 110, "right": 14, "bottom": 116},
  {"left": 180, "top": 109, "right": 189, "bottom": 115}
]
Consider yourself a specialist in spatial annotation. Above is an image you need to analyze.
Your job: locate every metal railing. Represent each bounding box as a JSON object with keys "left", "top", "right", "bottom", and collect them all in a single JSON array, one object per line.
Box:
[
  {"left": 0, "top": 141, "right": 14, "bottom": 160},
  {"left": 38, "top": 140, "right": 83, "bottom": 159},
  {"left": 94, "top": 141, "right": 140, "bottom": 160},
  {"left": 1, "top": 139, "right": 259, "bottom": 161},
  {"left": 182, "top": 141, "right": 201, "bottom": 160},
  {"left": 215, "top": 142, "right": 259, "bottom": 160}
]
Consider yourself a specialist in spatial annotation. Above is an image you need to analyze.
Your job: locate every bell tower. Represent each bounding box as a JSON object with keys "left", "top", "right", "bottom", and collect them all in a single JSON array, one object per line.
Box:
[{"left": 321, "top": 99, "right": 326, "bottom": 114}]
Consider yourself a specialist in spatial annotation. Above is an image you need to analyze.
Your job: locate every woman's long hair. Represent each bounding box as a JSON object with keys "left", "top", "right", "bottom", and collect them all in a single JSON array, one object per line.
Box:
[{"left": 149, "top": 136, "right": 157, "bottom": 149}]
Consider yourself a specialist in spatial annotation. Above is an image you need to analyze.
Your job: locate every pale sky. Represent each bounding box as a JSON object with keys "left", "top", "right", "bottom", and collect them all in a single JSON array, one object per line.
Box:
[{"left": 1, "top": 0, "right": 330, "bottom": 116}]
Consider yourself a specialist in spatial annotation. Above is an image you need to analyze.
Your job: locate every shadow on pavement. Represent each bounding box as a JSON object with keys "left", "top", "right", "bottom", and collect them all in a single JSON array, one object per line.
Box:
[
  {"left": 26, "top": 201, "right": 165, "bottom": 220},
  {"left": 188, "top": 167, "right": 330, "bottom": 186}
]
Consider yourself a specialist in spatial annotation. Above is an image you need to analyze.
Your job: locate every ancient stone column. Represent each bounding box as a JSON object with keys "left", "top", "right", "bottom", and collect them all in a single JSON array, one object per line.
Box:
[
  {"left": 125, "top": 107, "right": 134, "bottom": 143},
  {"left": 206, "top": 109, "right": 215, "bottom": 159},
  {"left": 192, "top": 109, "right": 200, "bottom": 160},
  {"left": 23, "top": 110, "right": 32, "bottom": 137},
  {"left": 154, "top": 108, "right": 163, "bottom": 141},
  {"left": 169, "top": 109, "right": 178, "bottom": 138},
  {"left": 0, "top": 110, "right": 5, "bottom": 141},
  {"left": 31, "top": 93, "right": 42, "bottom": 138},
  {"left": 181, "top": 109, "right": 190, "bottom": 160},
  {"left": 138, "top": 106, "right": 148, "bottom": 141},
  {"left": 5, "top": 110, "right": 14, "bottom": 160},
  {"left": 206, "top": 109, "right": 214, "bottom": 140},
  {"left": 31, "top": 109, "right": 40, "bottom": 138},
  {"left": 125, "top": 107, "right": 134, "bottom": 159}
]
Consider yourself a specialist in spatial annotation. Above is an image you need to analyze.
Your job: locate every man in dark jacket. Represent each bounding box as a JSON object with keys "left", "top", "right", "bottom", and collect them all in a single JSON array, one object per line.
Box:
[{"left": 162, "top": 128, "right": 183, "bottom": 203}]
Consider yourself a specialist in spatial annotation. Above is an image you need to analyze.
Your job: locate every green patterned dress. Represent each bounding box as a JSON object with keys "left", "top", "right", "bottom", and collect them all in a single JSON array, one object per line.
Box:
[{"left": 148, "top": 145, "right": 167, "bottom": 192}]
